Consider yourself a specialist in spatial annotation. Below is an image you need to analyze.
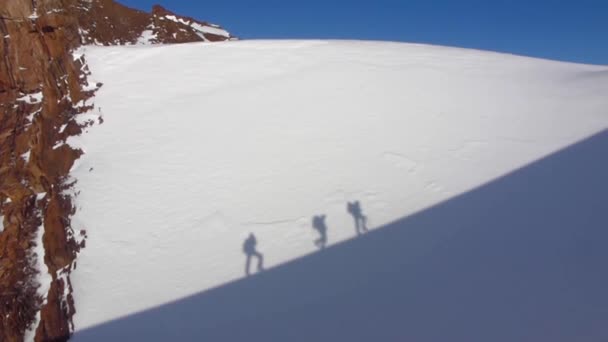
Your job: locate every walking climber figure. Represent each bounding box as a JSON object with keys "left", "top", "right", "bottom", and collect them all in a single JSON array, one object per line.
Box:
[
  {"left": 312, "top": 215, "right": 328, "bottom": 249},
  {"left": 243, "top": 233, "right": 264, "bottom": 276},
  {"left": 347, "top": 201, "right": 368, "bottom": 235}
]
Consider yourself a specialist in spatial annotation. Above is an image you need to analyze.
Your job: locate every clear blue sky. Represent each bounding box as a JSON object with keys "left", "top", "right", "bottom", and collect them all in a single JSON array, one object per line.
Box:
[{"left": 121, "top": 0, "right": 607, "bottom": 65}]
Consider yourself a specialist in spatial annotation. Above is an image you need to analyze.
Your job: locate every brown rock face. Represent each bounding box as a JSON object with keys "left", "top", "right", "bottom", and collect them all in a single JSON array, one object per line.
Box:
[
  {"left": 77, "top": 1, "right": 234, "bottom": 45},
  {"left": 0, "top": 1, "right": 232, "bottom": 341}
]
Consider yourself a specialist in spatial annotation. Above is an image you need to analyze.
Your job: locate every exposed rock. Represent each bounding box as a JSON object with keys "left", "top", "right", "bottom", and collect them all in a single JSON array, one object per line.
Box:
[
  {"left": 77, "top": 1, "right": 234, "bottom": 46},
  {"left": 149, "top": 5, "right": 233, "bottom": 43},
  {"left": 0, "top": 1, "right": 232, "bottom": 341}
]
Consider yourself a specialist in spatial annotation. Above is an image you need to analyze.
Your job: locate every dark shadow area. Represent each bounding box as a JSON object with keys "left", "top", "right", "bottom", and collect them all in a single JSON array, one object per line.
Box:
[
  {"left": 312, "top": 215, "right": 328, "bottom": 249},
  {"left": 75, "top": 131, "right": 608, "bottom": 342},
  {"left": 347, "top": 200, "right": 368, "bottom": 235},
  {"left": 243, "top": 233, "right": 264, "bottom": 276},
  {"left": 41, "top": 25, "right": 56, "bottom": 33}
]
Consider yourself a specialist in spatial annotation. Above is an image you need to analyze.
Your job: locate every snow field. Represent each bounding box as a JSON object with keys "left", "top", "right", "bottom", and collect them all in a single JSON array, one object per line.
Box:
[{"left": 69, "top": 40, "right": 608, "bottom": 330}]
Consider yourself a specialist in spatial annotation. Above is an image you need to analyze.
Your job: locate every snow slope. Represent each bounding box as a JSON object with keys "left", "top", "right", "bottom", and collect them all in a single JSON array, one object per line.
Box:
[{"left": 68, "top": 40, "right": 608, "bottom": 334}]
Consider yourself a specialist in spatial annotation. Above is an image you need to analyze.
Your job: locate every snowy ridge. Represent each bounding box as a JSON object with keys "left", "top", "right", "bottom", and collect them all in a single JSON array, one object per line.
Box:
[
  {"left": 68, "top": 40, "right": 608, "bottom": 333},
  {"left": 162, "top": 14, "right": 230, "bottom": 40}
]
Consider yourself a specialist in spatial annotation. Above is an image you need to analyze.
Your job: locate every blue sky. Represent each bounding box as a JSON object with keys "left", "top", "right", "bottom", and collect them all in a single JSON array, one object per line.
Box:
[{"left": 121, "top": 0, "right": 607, "bottom": 65}]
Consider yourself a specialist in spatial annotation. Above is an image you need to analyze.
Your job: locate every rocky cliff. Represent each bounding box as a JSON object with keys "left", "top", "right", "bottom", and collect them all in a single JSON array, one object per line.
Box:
[{"left": 0, "top": 1, "right": 232, "bottom": 341}]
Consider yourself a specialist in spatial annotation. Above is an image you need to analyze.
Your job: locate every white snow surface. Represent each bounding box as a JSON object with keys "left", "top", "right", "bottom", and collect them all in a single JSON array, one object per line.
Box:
[
  {"left": 190, "top": 22, "right": 230, "bottom": 38},
  {"left": 136, "top": 29, "right": 157, "bottom": 45},
  {"left": 17, "top": 91, "right": 43, "bottom": 104},
  {"left": 70, "top": 40, "right": 608, "bottom": 331}
]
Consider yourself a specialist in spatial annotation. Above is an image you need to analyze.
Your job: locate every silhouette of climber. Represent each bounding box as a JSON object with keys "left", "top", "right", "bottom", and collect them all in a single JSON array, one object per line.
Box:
[
  {"left": 347, "top": 201, "right": 368, "bottom": 235},
  {"left": 312, "top": 215, "right": 328, "bottom": 249},
  {"left": 243, "top": 233, "right": 264, "bottom": 276}
]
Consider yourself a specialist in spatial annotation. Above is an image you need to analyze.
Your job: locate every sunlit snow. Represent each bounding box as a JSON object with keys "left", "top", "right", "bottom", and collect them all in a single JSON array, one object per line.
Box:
[{"left": 69, "top": 40, "right": 608, "bottom": 332}]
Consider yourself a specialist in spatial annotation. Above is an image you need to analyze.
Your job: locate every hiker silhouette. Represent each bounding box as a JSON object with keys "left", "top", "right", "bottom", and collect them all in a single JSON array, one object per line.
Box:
[
  {"left": 312, "top": 215, "right": 328, "bottom": 249},
  {"left": 347, "top": 201, "right": 368, "bottom": 235},
  {"left": 243, "top": 233, "right": 264, "bottom": 276}
]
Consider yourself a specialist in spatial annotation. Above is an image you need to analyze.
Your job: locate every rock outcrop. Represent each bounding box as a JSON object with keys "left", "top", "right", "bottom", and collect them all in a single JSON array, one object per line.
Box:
[
  {"left": 0, "top": 1, "right": 232, "bottom": 341},
  {"left": 76, "top": 1, "right": 234, "bottom": 45}
]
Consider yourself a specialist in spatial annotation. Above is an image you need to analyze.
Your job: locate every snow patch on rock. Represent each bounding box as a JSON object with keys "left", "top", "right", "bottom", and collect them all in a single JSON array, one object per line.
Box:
[
  {"left": 136, "top": 29, "right": 157, "bottom": 45},
  {"left": 17, "top": 91, "right": 43, "bottom": 104},
  {"left": 24, "top": 213, "right": 53, "bottom": 342}
]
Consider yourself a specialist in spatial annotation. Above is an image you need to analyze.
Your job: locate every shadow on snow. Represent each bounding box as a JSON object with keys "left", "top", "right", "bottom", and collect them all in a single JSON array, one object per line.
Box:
[{"left": 75, "top": 130, "right": 608, "bottom": 342}]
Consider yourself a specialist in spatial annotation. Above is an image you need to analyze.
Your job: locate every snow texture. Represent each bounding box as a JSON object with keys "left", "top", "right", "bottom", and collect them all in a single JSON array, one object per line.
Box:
[
  {"left": 136, "top": 29, "right": 157, "bottom": 45},
  {"left": 69, "top": 40, "right": 608, "bottom": 338},
  {"left": 17, "top": 91, "right": 43, "bottom": 104},
  {"left": 59, "top": 124, "right": 68, "bottom": 134},
  {"left": 74, "top": 129, "right": 608, "bottom": 341},
  {"left": 190, "top": 22, "right": 230, "bottom": 38},
  {"left": 21, "top": 151, "right": 31, "bottom": 163}
]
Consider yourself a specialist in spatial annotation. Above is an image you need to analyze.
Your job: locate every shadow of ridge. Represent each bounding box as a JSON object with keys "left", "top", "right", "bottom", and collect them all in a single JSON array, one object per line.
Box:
[{"left": 75, "top": 130, "right": 608, "bottom": 342}]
